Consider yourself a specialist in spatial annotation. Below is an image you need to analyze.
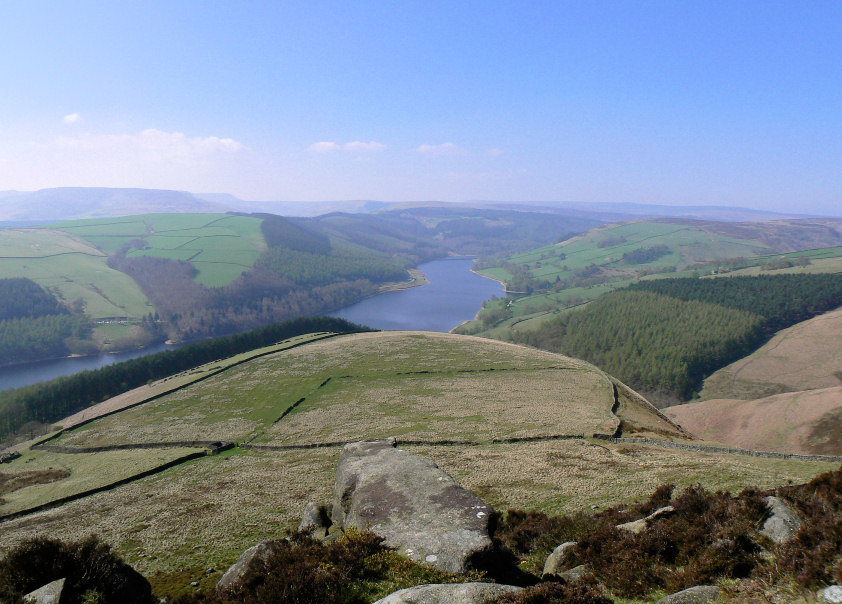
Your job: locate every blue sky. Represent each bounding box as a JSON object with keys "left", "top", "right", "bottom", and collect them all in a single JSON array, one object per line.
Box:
[{"left": 0, "top": 1, "right": 840, "bottom": 213}]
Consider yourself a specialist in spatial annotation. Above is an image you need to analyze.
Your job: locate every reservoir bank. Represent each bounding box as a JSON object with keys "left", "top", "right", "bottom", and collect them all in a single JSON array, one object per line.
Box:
[{"left": 0, "top": 257, "right": 503, "bottom": 391}]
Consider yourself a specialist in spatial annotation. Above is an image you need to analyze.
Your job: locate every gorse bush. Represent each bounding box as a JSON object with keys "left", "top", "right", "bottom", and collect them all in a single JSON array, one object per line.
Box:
[
  {"left": 0, "top": 535, "right": 152, "bottom": 604},
  {"left": 175, "top": 529, "right": 465, "bottom": 604},
  {"left": 776, "top": 467, "right": 842, "bottom": 587},
  {"left": 496, "top": 578, "right": 613, "bottom": 604}
]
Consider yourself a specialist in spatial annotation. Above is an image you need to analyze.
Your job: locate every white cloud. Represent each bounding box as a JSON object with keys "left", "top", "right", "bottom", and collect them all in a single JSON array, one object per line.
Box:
[
  {"left": 416, "top": 142, "right": 460, "bottom": 154},
  {"left": 343, "top": 140, "right": 386, "bottom": 152},
  {"left": 308, "top": 141, "right": 341, "bottom": 153},
  {"left": 52, "top": 129, "right": 245, "bottom": 160},
  {"left": 486, "top": 147, "right": 504, "bottom": 157},
  {"left": 63, "top": 113, "right": 81, "bottom": 124},
  {"left": 308, "top": 140, "right": 386, "bottom": 153},
  {"left": 0, "top": 128, "right": 249, "bottom": 193}
]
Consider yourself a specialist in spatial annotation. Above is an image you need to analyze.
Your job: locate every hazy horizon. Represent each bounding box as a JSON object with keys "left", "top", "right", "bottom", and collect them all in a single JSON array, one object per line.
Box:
[{"left": 1, "top": 1, "right": 840, "bottom": 214}]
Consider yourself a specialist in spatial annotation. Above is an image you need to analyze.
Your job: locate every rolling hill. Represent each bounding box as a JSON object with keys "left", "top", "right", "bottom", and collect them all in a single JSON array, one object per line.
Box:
[
  {"left": 664, "top": 306, "right": 842, "bottom": 455},
  {"left": 0, "top": 331, "right": 835, "bottom": 597}
]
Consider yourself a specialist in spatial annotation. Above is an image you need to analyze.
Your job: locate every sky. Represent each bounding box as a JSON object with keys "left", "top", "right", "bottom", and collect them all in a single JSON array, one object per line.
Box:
[{"left": 0, "top": 1, "right": 840, "bottom": 213}]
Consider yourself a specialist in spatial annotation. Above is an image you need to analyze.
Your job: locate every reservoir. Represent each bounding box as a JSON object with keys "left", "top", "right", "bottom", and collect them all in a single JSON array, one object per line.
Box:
[
  {"left": 330, "top": 256, "right": 504, "bottom": 332},
  {"left": 0, "top": 257, "right": 503, "bottom": 391}
]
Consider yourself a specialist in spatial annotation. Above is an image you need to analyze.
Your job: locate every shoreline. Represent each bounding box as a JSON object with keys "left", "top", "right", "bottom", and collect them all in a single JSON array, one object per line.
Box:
[{"left": 377, "top": 267, "right": 429, "bottom": 293}]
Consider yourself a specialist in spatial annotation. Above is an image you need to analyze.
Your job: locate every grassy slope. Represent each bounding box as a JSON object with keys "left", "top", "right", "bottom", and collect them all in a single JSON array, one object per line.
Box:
[
  {"left": 0, "top": 228, "right": 153, "bottom": 320},
  {"left": 700, "top": 305, "right": 842, "bottom": 400},
  {"left": 666, "top": 387, "right": 842, "bottom": 456},
  {"left": 0, "top": 332, "right": 834, "bottom": 596},
  {"left": 665, "top": 306, "right": 842, "bottom": 455}
]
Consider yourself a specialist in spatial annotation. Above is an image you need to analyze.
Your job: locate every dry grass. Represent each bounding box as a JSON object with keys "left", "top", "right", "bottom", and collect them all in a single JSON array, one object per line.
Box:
[
  {"left": 263, "top": 368, "right": 616, "bottom": 445},
  {"left": 0, "top": 447, "right": 197, "bottom": 515},
  {"left": 666, "top": 387, "right": 842, "bottom": 455},
  {"left": 0, "top": 449, "right": 338, "bottom": 582},
  {"left": 409, "top": 439, "right": 839, "bottom": 517},
  {"left": 1, "top": 440, "right": 833, "bottom": 587},
  {"left": 701, "top": 306, "right": 842, "bottom": 400},
  {"left": 1, "top": 331, "right": 835, "bottom": 594}
]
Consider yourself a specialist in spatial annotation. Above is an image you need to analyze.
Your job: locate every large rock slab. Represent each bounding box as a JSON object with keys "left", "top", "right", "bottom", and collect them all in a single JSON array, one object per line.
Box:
[
  {"left": 372, "top": 582, "right": 523, "bottom": 604},
  {"left": 217, "top": 541, "right": 283, "bottom": 589},
  {"left": 760, "top": 496, "right": 802, "bottom": 544},
  {"left": 656, "top": 585, "right": 722, "bottom": 604},
  {"left": 332, "top": 439, "right": 499, "bottom": 574},
  {"left": 23, "top": 578, "right": 65, "bottom": 604}
]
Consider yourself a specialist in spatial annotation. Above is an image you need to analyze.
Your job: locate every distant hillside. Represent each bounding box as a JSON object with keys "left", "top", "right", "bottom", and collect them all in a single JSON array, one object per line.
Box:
[
  {"left": 700, "top": 306, "right": 842, "bottom": 401},
  {"left": 663, "top": 306, "right": 842, "bottom": 455},
  {"left": 666, "top": 387, "right": 842, "bottom": 455},
  {"left": 0, "top": 188, "right": 232, "bottom": 221}
]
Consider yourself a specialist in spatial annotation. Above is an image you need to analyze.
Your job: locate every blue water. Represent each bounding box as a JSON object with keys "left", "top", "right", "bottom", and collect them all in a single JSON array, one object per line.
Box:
[
  {"left": 0, "top": 257, "right": 503, "bottom": 391},
  {"left": 331, "top": 257, "right": 504, "bottom": 332}
]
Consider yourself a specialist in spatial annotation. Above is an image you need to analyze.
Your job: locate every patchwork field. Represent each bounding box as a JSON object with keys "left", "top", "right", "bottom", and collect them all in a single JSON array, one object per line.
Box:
[
  {"left": 54, "top": 213, "right": 267, "bottom": 287},
  {"left": 0, "top": 228, "right": 153, "bottom": 320},
  {"left": 0, "top": 331, "right": 836, "bottom": 596}
]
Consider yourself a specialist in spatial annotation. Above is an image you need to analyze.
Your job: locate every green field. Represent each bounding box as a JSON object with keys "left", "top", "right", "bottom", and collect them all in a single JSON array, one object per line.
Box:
[
  {"left": 0, "top": 228, "right": 154, "bottom": 321},
  {"left": 462, "top": 221, "right": 842, "bottom": 339},
  {"left": 55, "top": 213, "right": 267, "bottom": 287}
]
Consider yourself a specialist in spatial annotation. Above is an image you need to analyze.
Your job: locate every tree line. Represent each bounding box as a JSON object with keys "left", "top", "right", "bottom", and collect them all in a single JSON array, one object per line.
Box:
[
  {"left": 510, "top": 273, "right": 842, "bottom": 401},
  {"left": 0, "top": 316, "right": 370, "bottom": 441}
]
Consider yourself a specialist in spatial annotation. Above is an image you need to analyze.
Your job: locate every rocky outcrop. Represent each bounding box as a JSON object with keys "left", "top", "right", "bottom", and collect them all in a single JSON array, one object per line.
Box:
[
  {"left": 23, "top": 578, "right": 65, "bottom": 604},
  {"left": 331, "top": 438, "right": 502, "bottom": 575},
  {"left": 558, "top": 564, "right": 593, "bottom": 582},
  {"left": 760, "top": 496, "right": 802, "bottom": 544},
  {"left": 542, "top": 541, "right": 577, "bottom": 578},
  {"left": 217, "top": 541, "right": 283, "bottom": 589},
  {"left": 298, "top": 501, "right": 331, "bottom": 539},
  {"left": 819, "top": 586, "right": 842, "bottom": 603},
  {"left": 616, "top": 505, "right": 675, "bottom": 534},
  {"left": 372, "top": 582, "right": 523, "bottom": 603},
  {"left": 656, "top": 585, "right": 721, "bottom": 604}
]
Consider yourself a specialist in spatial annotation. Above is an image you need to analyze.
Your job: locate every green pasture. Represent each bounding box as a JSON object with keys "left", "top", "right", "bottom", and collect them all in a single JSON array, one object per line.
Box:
[
  {"left": 50, "top": 332, "right": 336, "bottom": 447},
  {"left": 0, "top": 228, "right": 153, "bottom": 320},
  {"left": 0, "top": 446, "right": 197, "bottom": 515},
  {"left": 55, "top": 213, "right": 267, "bottom": 287}
]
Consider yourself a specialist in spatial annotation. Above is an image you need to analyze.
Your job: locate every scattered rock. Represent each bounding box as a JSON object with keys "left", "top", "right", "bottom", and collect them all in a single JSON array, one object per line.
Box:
[
  {"left": 331, "top": 438, "right": 505, "bottom": 575},
  {"left": 761, "top": 496, "right": 802, "bottom": 544},
  {"left": 299, "top": 501, "right": 332, "bottom": 539},
  {"left": 371, "top": 582, "right": 523, "bottom": 603},
  {"left": 558, "top": 564, "right": 593, "bottom": 582},
  {"left": 819, "top": 586, "right": 842, "bottom": 603},
  {"left": 217, "top": 540, "right": 283, "bottom": 589},
  {"left": 101, "top": 561, "right": 152, "bottom": 604},
  {"left": 542, "top": 541, "right": 577, "bottom": 577},
  {"left": 23, "top": 578, "right": 65, "bottom": 604},
  {"left": 0, "top": 450, "right": 21, "bottom": 464},
  {"left": 656, "top": 585, "right": 722, "bottom": 604},
  {"left": 616, "top": 505, "right": 675, "bottom": 534},
  {"left": 190, "top": 581, "right": 199, "bottom": 587}
]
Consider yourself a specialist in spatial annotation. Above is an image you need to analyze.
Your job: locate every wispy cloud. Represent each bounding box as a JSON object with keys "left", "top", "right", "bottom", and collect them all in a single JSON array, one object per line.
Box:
[
  {"left": 416, "top": 142, "right": 460, "bottom": 155},
  {"left": 52, "top": 129, "right": 245, "bottom": 160},
  {"left": 308, "top": 140, "right": 386, "bottom": 153},
  {"left": 63, "top": 113, "right": 81, "bottom": 125},
  {"left": 486, "top": 147, "right": 504, "bottom": 157},
  {"left": 0, "top": 128, "right": 249, "bottom": 192}
]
